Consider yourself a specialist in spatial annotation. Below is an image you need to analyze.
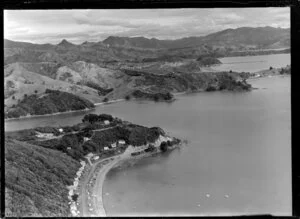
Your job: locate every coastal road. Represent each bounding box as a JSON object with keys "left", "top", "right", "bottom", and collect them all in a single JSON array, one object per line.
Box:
[{"left": 37, "top": 125, "right": 119, "bottom": 141}]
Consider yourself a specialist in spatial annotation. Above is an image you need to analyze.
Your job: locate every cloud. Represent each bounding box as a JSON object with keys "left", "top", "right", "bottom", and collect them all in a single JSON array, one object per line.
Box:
[
  {"left": 4, "top": 8, "right": 290, "bottom": 44},
  {"left": 74, "top": 16, "right": 141, "bottom": 28}
]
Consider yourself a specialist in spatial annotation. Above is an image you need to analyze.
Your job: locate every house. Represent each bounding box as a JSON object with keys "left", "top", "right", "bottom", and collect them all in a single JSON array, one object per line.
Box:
[
  {"left": 67, "top": 147, "right": 71, "bottom": 150},
  {"left": 86, "top": 153, "right": 93, "bottom": 158},
  {"left": 35, "top": 131, "right": 54, "bottom": 139},
  {"left": 83, "top": 137, "right": 90, "bottom": 142},
  {"left": 93, "top": 156, "right": 99, "bottom": 161},
  {"left": 111, "top": 143, "right": 117, "bottom": 148},
  {"left": 118, "top": 140, "right": 126, "bottom": 145},
  {"left": 58, "top": 128, "right": 63, "bottom": 133},
  {"left": 104, "top": 120, "right": 110, "bottom": 125},
  {"left": 104, "top": 147, "right": 109, "bottom": 151}
]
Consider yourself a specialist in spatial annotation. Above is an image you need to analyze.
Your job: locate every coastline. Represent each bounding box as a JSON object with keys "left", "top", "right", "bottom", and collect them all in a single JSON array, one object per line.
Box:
[
  {"left": 4, "top": 95, "right": 175, "bottom": 122},
  {"left": 91, "top": 157, "right": 122, "bottom": 216},
  {"left": 4, "top": 107, "right": 93, "bottom": 121},
  {"left": 76, "top": 135, "right": 176, "bottom": 217},
  {"left": 4, "top": 98, "right": 125, "bottom": 121},
  {"left": 5, "top": 74, "right": 288, "bottom": 122},
  {"left": 247, "top": 74, "right": 289, "bottom": 82}
]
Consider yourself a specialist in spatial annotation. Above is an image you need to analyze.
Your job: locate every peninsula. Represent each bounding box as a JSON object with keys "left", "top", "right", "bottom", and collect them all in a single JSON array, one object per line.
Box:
[{"left": 5, "top": 113, "right": 181, "bottom": 217}]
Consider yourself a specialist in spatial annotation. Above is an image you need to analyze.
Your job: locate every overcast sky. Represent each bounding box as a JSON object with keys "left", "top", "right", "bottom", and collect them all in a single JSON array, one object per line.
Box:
[{"left": 4, "top": 8, "right": 290, "bottom": 44}]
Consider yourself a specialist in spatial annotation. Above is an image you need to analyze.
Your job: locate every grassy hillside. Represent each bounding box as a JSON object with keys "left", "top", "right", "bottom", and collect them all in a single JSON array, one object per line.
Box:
[
  {"left": 5, "top": 89, "right": 95, "bottom": 119},
  {"left": 5, "top": 138, "right": 80, "bottom": 217},
  {"left": 5, "top": 27, "right": 275, "bottom": 112},
  {"left": 4, "top": 63, "right": 103, "bottom": 108},
  {"left": 132, "top": 70, "right": 251, "bottom": 93}
]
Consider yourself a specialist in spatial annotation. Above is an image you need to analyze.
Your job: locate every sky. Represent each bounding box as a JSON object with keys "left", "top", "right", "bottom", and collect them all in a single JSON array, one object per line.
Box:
[{"left": 4, "top": 8, "right": 290, "bottom": 44}]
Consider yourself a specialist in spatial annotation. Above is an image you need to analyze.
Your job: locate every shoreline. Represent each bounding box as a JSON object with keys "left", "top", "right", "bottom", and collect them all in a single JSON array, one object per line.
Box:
[
  {"left": 78, "top": 135, "right": 176, "bottom": 217},
  {"left": 4, "top": 98, "right": 125, "bottom": 121},
  {"left": 4, "top": 107, "right": 93, "bottom": 121},
  {"left": 92, "top": 157, "right": 122, "bottom": 216},
  {"left": 5, "top": 74, "right": 289, "bottom": 122},
  {"left": 247, "top": 74, "right": 289, "bottom": 82}
]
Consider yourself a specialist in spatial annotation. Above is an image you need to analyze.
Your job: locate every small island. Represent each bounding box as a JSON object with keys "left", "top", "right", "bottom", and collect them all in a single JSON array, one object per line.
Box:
[{"left": 5, "top": 113, "right": 181, "bottom": 217}]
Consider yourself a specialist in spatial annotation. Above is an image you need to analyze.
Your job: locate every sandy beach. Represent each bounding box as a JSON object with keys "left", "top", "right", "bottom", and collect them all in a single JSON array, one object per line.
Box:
[
  {"left": 77, "top": 146, "right": 137, "bottom": 216},
  {"left": 76, "top": 135, "right": 176, "bottom": 217}
]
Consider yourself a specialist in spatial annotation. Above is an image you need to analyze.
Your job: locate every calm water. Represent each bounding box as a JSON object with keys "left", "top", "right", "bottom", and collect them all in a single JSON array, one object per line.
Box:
[
  {"left": 212, "top": 54, "right": 290, "bottom": 73},
  {"left": 101, "top": 76, "right": 291, "bottom": 216},
  {"left": 5, "top": 75, "right": 291, "bottom": 216}
]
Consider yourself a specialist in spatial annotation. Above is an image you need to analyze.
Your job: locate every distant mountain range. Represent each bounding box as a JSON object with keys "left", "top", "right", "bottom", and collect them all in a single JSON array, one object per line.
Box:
[
  {"left": 5, "top": 26, "right": 290, "bottom": 51},
  {"left": 103, "top": 26, "right": 290, "bottom": 49},
  {"left": 4, "top": 26, "right": 290, "bottom": 66},
  {"left": 4, "top": 26, "right": 290, "bottom": 117}
]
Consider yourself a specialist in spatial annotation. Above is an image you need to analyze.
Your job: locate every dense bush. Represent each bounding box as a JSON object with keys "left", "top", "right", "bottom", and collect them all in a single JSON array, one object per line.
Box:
[
  {"left": 5, "top": 90, "right": 95, "bottom": 119},
  {"left": 160, "top": 141, "right": 168, "bottom": 152},
  {"left": 85, "top": 81, "right": 113, "bottom": 96},
  {"left": 132, "top": 90, "right": 173, "bottom": 102},
  {"left": 206, "top": 85, "right": 217, "bottom": 92},
  {"left": 5, "top": 138, "right": 80, "bottom": 217},
  {"left": 125, "top": 95, "right": 131, "bottom": 100},
  {"left": 145, "top": 144, "right": 156, "bottom": 152},
  {"left": 82, "top": 114, "right": 99, "bottom": 124},
  {"left": 82, "top": 113, "right": 114, "bottom": 124},
  {"left": 197, "top": 56, "right": 221, "bottom": 66},
  {"left": 71, "top": 194, "right": 78, "bottom": 202},
  {"left": 98, "top": 114, "right": 113, "bottom": 121}
]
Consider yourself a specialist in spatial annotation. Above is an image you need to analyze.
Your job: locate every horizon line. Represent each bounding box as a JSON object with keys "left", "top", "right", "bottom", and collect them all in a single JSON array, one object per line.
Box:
[{"left": 4, "top": 25, "right": 290, "bottom": 46}]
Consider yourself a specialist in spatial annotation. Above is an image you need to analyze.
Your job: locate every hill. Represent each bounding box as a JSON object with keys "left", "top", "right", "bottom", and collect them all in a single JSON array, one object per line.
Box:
[
  {"left": 4, "top": 26, "right": 283, "bottom": 115},
  {"left": 4, "top": 59, "right": 252, "bottom": 115},
  {"left": 5, "top": 138, "right": 80, "bottom": 217},
  {"left": 201, "top": 26, "right": 290, "bottom": 49},
  {"left": 4, "top": 26, "right": 290, "bottom": 65},
  {"left": 5, "top": 89, "right": 95, "bottom": 119},
  {"left": 5, "top": 114, "right": 180, "bottom": 216},
  {"left": 102, "top": 26, "right": 290, "bottom": 50},
  {"left": 4, "top": 62, "right": 103, "bottom": 108}
]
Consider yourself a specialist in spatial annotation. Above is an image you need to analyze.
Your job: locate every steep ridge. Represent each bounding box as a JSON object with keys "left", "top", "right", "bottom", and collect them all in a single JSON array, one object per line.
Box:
[{"left": 5, "top": 138, "right": 80, "bottom": 217}]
